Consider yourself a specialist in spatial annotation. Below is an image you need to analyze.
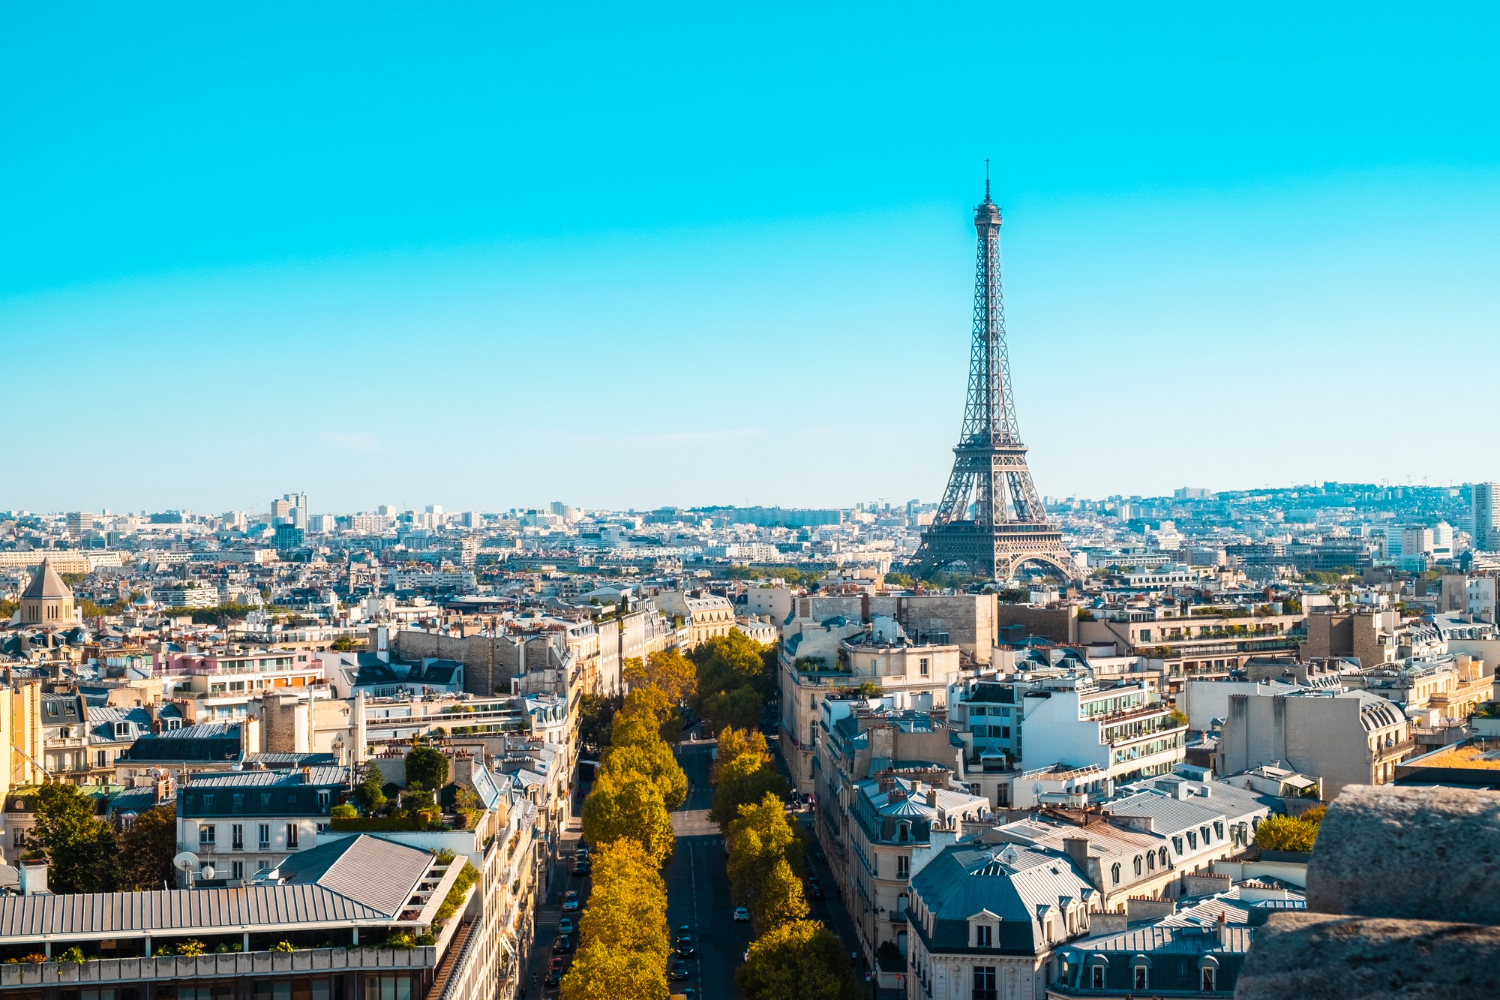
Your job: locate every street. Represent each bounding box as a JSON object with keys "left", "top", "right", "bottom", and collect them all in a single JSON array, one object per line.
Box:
[{"left": 666, "top": 741, "right": 755, "bottom": 1000}]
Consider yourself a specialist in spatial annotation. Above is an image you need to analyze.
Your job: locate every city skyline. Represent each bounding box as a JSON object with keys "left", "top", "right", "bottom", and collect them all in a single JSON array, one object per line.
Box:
[{"left": 5, "top": 5, "right": 1500, "bottom": 512}]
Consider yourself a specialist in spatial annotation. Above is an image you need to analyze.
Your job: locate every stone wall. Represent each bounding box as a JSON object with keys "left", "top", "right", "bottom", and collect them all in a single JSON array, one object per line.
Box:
[
  {"left": 1237, "top": 784, "right": 1500, "bottom": 999},
  {"left": 993, "top": 604, "right": 1076, "bottom": 645}
]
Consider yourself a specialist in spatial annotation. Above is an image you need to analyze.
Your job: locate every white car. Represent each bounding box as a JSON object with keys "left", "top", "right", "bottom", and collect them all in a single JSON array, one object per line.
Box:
[{"left": 733, "top": 906, "right": 750, "bottom": 922}]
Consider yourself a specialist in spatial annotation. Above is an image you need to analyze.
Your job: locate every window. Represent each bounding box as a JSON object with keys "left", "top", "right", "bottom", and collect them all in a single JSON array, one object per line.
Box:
[
  {"left": 165, "top": 718, "right": 182, "bottom": 731},
  {"left": 1146, "top": 851, "right": 1155, "bottom": 871},
  {"left": 231, "top": 861, "right": 244, "bottom": 880},
  {"left": 1214, "top": 821, "right": 1225, "bottom": 841},
  {"left": 1111, "top": 863, "right": 1121, "bottom": 885},
  {"left": 233, "top": 793, "right": 244, "bottom": 809},
  {"left": 1091, "top": 966, "right": 1105, "bottom": 989},
  {"left": 364, "top": 977, "right": 412, "bottom": 1000},
  {"left": 1159, "top": 847, "right": 1169, "bottom": 868},
  {"left": 972, "top": 965, "right": 996, "bottom": 1000},
  {"left": 258, "top": 823, "right": 271, "bottom": 850},
  {"left": 202, "top": 794, "right": 215, "bottom": 811},
  {"left": 1202, "top": 967, "right": 1216, "bottom": 991},
  {"left": 260, "top": 793, "right": 271, "bottom": 808},
  {"left": 898, "top": 822, "right": 911, "bottom": 843},
  {"left": 1134, "top": 966, "right": 1148, "bottom": 990},
  {"left": 897, "top": 855, "right": 910, "bottom": 879},
  {"left": 96, "top": 750, "right": 107, "bottom": 767},
  {"left": 199, "top": 823, "right": 216, "bottom": 845},
  {"left": 318, "top": 790, "right": 331, "bottom": 812},
  {"left": 976, "top": 924, "right": 992, "bottom": 947},
  {"left": 45, "top": 703, "right": 58, "bottom": 718},
  {"left": 1133, "top": 855, "right": 1142, "bottom": 876},
  {"left": 919, "top": 657, "right": 929, "bottom": 677},
  {"left": 1173, "top": 836, "right": 1184, "bottom": 855},
  {"left": 232, "top": 824, "right": 244, "bottom": 850},
  {"left": 1200, "top": 825, "right": 1212, "bottom": 844},
  {"left": 286, "top": 823, "right": 299, "bottom": 848},
  {"left": 114, "top": 722, "right": 131, "bottom": 738},
  {"left": 1187, "top": 831, "right": 1198, "bottom": 850}
]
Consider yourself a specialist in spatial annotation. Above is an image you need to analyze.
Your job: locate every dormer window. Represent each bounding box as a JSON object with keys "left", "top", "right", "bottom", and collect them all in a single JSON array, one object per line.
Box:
[
  {"left": 898, "top": 821, "right": 911, "bottom": 842},
  {"left": 1133, "top": 855, "right": 1142, "bottom": 876},
  {"left": 1173, "top": 835, "right": 1184, "bottom": 855},
  {"left": 114, "top": 722, "right": 131, "bottom": 738},
  {"left": 1159, "top": 847, "right": 1169, "bottom": 867},
  {"left": 976, "top": 924, "right": 992, "bottom": 947},
  {"left": 1110, "top": 863, "right": 1121, "bottom": 885},
  {"left": 1187, "top": 831, "right": 1198, "bottom": 850},
  {"left": 1200, "top": 825, "right": 1212, "bottom": 844}
]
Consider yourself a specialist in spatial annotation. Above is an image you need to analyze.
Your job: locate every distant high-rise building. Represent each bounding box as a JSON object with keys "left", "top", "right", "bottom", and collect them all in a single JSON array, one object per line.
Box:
[
  {"left": 460, "top": 511, "right": 481, "bottom": 528},
  {"left": 1474, "top": 484, "right": 1500, "bottom": 552},
  {"left": 66, "top": 512, "right": 95, "bottom": 536},
  {"left": 425, "top": 504, "right": 444, "bottom": 516},
  {"left": 222, "top": 510, "right": 247, "bottom": 532},
  {"left": 307, "top": 513, "right": 331, "bottom": 534},
  {"left": 377, "top": 504, "right": 397, "bottom": 517}
]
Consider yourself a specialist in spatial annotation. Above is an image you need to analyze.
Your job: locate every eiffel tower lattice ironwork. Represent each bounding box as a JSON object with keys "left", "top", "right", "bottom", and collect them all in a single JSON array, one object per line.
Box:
[{"left": 911, "top": 178, "right": 1079, "bottom": 581}]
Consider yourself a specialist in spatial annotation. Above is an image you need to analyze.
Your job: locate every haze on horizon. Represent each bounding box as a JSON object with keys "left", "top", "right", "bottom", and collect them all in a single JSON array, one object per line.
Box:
[{"left": 4, "top": 4, "right": 1499, "bottom": 515}]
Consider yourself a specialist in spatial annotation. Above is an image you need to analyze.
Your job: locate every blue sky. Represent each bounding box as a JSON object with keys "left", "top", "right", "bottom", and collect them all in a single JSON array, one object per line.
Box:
[{"left": 4, "top": 3, "right": 1498, "bottom": 515}]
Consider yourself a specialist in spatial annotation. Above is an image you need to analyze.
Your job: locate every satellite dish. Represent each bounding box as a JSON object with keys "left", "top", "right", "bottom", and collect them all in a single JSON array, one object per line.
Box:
[
  {"left": 173, "top": 851, "right": 200, "bottom": 872},
  {"left": 200, "top": 865, "right": 215, "bottom": 880}
]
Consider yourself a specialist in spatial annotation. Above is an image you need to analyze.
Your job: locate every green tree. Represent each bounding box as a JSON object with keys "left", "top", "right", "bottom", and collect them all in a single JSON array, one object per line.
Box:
[
  {"left": 755, "top": 857, "right": 810, "bottom": 928},
  {"left": 736, "top": 920, "right": 859, "bottom": 1000},
  {"left": 727, "top": 792, "right": 805, "bottom": 912},
  {"left": 354, "top": 763, "right": 387, "bottom": 812},
  {"left": 600, "top": 741, "right": 688, "bottom": 811},
  {"left": 695, "top": 630, "right": 771, "bottom": 694},
  {"left": 697, "top": 684, "right": 763, "bottom": 735},
  {"left": 118, "top": 805, "right": 179, "bottom": 890},
  {"left": 29, "top": 784, "right": 119, "bottom": 894},
  {"left": 405, "top": 745, "right": 449, "bottom": 792},
  {"left": 582, "top": 772, "right": 676, "bottom": 866},
  {"left": 1254, "top": 809, "right": 1325, "bottom": 853},
  {"left": 579, "top": 693, "right": 622, "bottom": 751},
  {"left": 711, "top": 753, "right": 789, "bottom": 828}
]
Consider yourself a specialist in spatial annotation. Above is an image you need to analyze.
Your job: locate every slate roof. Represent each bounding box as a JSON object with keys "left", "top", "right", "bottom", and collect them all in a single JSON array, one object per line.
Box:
[
  {"left": 274, "top": 834, "right": 434, "bottom": 917},
  {"left": 909, "top": 842, "right": 1095, "bottom": 955},
  {"left": 21, "top": 560, "right": 71, "bottom": 601}
]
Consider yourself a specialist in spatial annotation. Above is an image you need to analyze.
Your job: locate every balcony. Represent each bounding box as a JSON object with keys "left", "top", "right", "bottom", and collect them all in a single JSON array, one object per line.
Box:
[{"left": 0, "top": 947, "right": 436, "bottom": 988}]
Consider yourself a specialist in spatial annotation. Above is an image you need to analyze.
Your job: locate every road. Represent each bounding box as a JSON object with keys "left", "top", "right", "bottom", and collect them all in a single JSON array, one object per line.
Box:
[{"left": 666, "top": 741, "right": 755, "bottom": 1000}]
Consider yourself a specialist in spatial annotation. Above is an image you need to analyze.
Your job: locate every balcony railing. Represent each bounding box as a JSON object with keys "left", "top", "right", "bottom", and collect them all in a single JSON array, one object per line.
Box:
[{"left": 0, "top": 947, "right": 436, "bottom": 988}]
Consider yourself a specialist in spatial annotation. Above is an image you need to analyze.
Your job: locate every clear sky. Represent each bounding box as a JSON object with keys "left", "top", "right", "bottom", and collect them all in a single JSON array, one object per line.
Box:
[{"left": 4, "top": 3, "right": 1498, "bottom": 516}]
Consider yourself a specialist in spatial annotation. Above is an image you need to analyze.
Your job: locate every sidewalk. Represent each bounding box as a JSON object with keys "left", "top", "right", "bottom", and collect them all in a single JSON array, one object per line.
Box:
[{"left": 519, "top": 813, "right": 585, "bottom": 1000}]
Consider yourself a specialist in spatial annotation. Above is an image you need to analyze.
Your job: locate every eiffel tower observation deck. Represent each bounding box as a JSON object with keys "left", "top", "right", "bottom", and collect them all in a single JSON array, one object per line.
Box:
[{"left": 910, "top": 177, "right": 1080, "bottom": 582}]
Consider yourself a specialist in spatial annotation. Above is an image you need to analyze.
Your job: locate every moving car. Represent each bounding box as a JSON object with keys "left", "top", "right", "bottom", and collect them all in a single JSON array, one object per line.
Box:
[
  {"left": 563, "top": 890, "right": 581, "bottom": 911},
  {"left": 733, "top": 906, "right": 751, "bottom": 922},
  {"left": 674, "top": 926, "right": 695, "bottom": 957},
  {"left": 553, "top": 934, "right": 574, "bottom": 954},
  {"left": 669, "top": 960, "right": 689, "bottom": 982},
  {"left": 558, "top": 917, "right": 575, "bottom": 936},
  {"left": 544, "top": 958, "right": 566, "bottom": 986}
]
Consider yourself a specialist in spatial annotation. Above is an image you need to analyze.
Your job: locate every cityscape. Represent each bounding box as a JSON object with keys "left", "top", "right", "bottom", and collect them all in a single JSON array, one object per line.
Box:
[{"left": 4, "top": 6, "right": 1499, "bottom": 1000}]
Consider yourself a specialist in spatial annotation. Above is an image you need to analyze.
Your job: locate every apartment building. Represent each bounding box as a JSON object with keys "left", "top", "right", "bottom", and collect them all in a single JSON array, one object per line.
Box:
[
  {"left": 1018, "top": 675, "right": 1187, "bottom": 786},
  {"left": 176, "top": 766, "right": 349, "bottom": 881}
]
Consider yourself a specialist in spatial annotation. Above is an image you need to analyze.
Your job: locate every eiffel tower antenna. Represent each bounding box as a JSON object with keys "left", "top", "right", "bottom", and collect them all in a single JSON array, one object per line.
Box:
[{"left": 909, "top": 175, "right": 1079, "bottom": 582}]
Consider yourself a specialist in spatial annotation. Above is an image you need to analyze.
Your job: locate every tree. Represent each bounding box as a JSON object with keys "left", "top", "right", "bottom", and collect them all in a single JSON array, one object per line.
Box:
[
  {"left": 29, "top": 784, "right": 119, "bottom": 894},
  {"left": 695, "top": 631, "right": 771, "bottom": 695},
  {"left": 614, "top": 685, "right": 679, "bottom": 743},
  {"left": 713, "top": 726, "right": 770, "bottom": 784},
  {"left": 579, "top": 693, "right": 622, "bottom": 751},
  {"left": 354, "top": 763, "right": 387, "bottom": 812},
  {"left": 1254, "top": 809, "right": 1325, "bottom": 853},
  {"left": 727, "top": 792, "right": 805, "bottom": 912},
  {"left": 405, "top": 745, "right": 449, "bottom": 792},
  {"left": 579, "top": 840, "right": 669, "bottom": 961},
  {"left": 582, "top": 772, "right": 675, "bottom": 866},
  {"left": 755, "top": 857, "right": 809, "bottom": 928},
  {"left": 711, "top": 753, "right": 789, "bottom": 827},
  {"left": 736, "top": 920, "right": 859, "bottom": 1000},
  {"left": 624, "top": 649, "right": 698, "bottom": 704},
  {"left": 118, "top": 805, "right": 178, "bottom": 890},
  {"left": 561, "top": 943, "right": 669, "bottom": 1000},
  {"left": 600, "top": 741, "right": 688, "bottom": 811},
  {"left": 697, "top": 684, "right": 763, "bottom": 735}
]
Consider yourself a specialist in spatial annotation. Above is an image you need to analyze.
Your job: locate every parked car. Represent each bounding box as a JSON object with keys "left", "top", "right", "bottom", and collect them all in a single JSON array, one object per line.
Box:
[
  {"left": 669, "top": 960, "right": 689, "bottom": 982},
  {"left": 733, "top": 906, "right": 751, "bottom": 922},
  {"left": 553, "top": 934, "right": 574, "bottom": 954},
  {"left": 807, "top": 877, "right": 824, "bottom": 899},
  {"left": 572, "top": 859, "right": 592, "bottom": 876},
  {"left": 563, "top": 890, "right": 581, "bottom": 911},
  {"left": 545, "top": 959, "right": 566, "bottom": 985},
  {"left": 558, "top": 917, "right": 575, "bottom": 936}
]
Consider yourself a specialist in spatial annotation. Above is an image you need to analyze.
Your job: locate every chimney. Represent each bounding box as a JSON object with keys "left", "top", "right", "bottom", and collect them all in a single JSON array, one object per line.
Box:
[
  {"left": 1217, "top": 909, "right": 1231, "bottom": 947},
  {"left": 19, "top": 862, "right": 48, "bottom": 896},
  {"left": 926, "top": 789, "right": 938, "bottom": 807},
  {"left": 1062, "top": 835, "right": 1091, "bottom": 871}
]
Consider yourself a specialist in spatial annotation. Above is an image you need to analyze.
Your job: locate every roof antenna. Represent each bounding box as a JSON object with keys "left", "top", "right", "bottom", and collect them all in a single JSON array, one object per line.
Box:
[{"left": 985, "top": 159, "right": 991, "bottom": 200}]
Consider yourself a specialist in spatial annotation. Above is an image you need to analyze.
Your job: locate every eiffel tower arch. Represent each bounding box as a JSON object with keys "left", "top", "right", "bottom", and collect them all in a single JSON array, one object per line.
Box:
[{"left": 910, "top": 179, "right": 1080, "bottom": 583}]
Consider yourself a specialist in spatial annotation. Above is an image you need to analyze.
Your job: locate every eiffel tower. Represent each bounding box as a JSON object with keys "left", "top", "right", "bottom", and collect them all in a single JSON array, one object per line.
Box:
[{"left": 911, "top": 176, "right": 1079, "bottom": 582}]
